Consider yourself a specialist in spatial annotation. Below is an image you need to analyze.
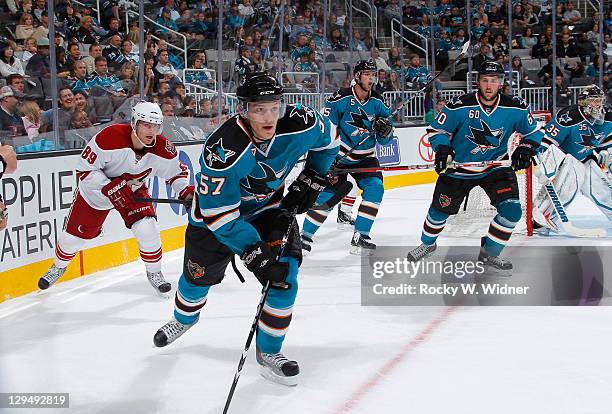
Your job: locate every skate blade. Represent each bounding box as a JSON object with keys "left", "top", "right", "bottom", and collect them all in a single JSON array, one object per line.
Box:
[
  {"left": 302, "top": 249, "right": 311, "bottom": 257},
  {"left": 481, "top": 266, "right": 513, "bottom": 278},
  {"left": 337, "top": 222, "right": 354, "bottom": 230},
  {"left": 155, "top": 290, "right": 171, "bottom": 299},
  {"left": 259, "top": 365, "right": 298, "bottom": 387}
]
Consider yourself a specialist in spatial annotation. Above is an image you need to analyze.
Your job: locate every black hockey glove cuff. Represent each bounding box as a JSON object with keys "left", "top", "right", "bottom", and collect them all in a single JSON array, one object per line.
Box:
[
  {"left": 434, "top": 145, "right": 455, "bottom": 174},
  {"left": 242, "top": 241, "right": 290, "bottom": 289},
  {"left": 373, "top": 117, "right": 394, "bottom": 139},
  {"left": 281, "top": 168, "right": 327, "bottom": 214},
  {"left": 511, "top": 139, "right": 538, "bottom": 171}
]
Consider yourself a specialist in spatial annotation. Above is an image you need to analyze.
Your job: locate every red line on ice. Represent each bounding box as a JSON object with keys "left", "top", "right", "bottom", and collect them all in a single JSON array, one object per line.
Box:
[{"left": 334, "top": 306, "right": 456, "bottom": 414}]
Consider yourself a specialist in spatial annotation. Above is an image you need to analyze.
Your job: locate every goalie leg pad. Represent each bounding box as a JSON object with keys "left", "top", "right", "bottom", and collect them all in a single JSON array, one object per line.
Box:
[{"left": 582, "top": 159, "right": 612, "bottom": 221}]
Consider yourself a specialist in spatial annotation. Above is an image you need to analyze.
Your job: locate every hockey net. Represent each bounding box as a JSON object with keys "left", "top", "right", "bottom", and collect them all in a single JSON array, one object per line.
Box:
[{"left": 444, "top": 111, "right": 551, "bottom": 237}]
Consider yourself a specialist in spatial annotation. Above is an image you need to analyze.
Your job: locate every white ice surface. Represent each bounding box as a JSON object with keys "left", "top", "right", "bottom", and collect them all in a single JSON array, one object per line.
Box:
[{"left": 1, "top": 184, "right": 611, "bottom": 414}]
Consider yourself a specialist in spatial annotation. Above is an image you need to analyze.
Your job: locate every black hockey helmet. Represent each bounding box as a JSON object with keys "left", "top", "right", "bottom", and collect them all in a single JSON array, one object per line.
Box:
[
  {"left": 478, "top": 61, "right": 505, "bottom": 79},
  {"left": 577, "top": 84, "right": 605, "bottom": 122},
  {"left": 236, "top": 72, "right": 284, "bottom": 103},
  {"left": 353, "top": 59, "right": 377, "bottom": 75}
]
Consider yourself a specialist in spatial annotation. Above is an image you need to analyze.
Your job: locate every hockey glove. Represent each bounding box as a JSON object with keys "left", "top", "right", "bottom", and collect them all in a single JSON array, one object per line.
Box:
[
  {"left": 242, "top": 241, "right": 290, "bottom": 289},
  {"left": 102, "top": 178, "right": 155, "bottom": 228},
  {"left": 595, "top": 149, "right": 611, "bottom": 169},
  {"left": 512, "top": 139, "right": 538, "bottom": 171},
  {"left": 178, "top": 185, "right": 196, "bottom": 209},
  {"left": 434, "top": 145, "right": 455, "bottom": 174},
  {"left": 373, "top": 117, "right": 394, "bottom": 139},
  {"left": 281, "top": 168, "right": 327, "bottom": 214}
]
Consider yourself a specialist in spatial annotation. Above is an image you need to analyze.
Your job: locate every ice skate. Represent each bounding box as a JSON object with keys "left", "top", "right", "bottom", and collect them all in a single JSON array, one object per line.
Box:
[
  {"left": 478, "top": 248, "right": 513, "bottom": 276},
  {"left": 336, "top": 207, "right": 355, "bottom": 230},
  {"left": 256, "top": 347, "right": 300, "bottom": 386},
  {"left": 406, "top": 243, "right": 437, "bottom": 262},
  {"left": 38, "top": 265, "right": 68, "bottom": 290},
  {"left": 350, "top": 231, "right": 376, "bottom": 255},
  {"left": 147, "top": 270, "right": 172, "bottom": 296},
  {"left": 153, "top": 318, "right": 195, "bottom": 347}
]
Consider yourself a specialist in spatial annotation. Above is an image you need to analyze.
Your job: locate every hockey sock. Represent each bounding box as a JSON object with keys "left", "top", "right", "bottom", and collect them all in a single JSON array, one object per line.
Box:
[
  {"left": 420, "top": 206, "right": 449, "bottom": 245},
  {"left": 174, "top": 274, "right": 209, "bottom": 325},
  {"left": 256, "top": 256, "right": 298, "bottom": 354},
  {"left": 354, "top": 177, "right": 383, "bottom": 237},
  {"left": 482, "top": 199, "right": 521, "bottom": 257},
  {"left": 54, "top": 231, "right": 86, "bottom": 268},
  {"left": 303, "top": 209, "right": 331, "bottom": 238},
  {"left": 132, "top": 217, "right": 163, "bottom": 272}
]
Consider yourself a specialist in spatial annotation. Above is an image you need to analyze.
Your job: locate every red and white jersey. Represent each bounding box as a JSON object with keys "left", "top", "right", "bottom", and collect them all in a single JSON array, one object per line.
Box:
[{"left": 76, "top": 123, "right": 190, "bottom": 210}]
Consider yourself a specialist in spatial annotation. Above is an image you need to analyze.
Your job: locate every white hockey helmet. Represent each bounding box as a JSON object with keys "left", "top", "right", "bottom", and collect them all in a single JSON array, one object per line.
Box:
[{"left": 131, "top": 101, "right": 164, "bottom": 134}]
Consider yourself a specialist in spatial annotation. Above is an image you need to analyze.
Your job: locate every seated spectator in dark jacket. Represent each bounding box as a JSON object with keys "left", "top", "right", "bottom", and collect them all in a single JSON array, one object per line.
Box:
[
  {"left": 103, "top": 34, "right": 127, "bottom": 72},
  {"left": 0, "top": 86, "right": 26, "bottom": 137},
  {"left": 538, "top": 56, "right": 563, "bottom": 86},
  {"left": 531, "top": 34, "right": 553, "bottom": 59},
  {"left": 25, "top": 37, "right": 51, "bottom": 78},
  {"left": 101, "top": 17, "right": 123, "bottom": 42},
  {"left": 556, "top": 33, "right": 578, "bottom": 58},
  {"left": 574, "top": 33, "right": 596, "bottom": 60},
  {"left": 374, "top": 69, "right": 388, "bottom": 94}
]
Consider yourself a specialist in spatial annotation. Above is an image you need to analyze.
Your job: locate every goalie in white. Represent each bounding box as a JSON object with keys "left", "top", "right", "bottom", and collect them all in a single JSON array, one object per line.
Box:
[{"left": 532, "top": 85, "right": 611, "bottom": 234}]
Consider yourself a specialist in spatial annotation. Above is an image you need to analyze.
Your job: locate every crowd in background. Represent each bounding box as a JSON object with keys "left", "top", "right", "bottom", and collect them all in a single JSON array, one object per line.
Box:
[{"left": 0, "top": 0, "right": 611, "bottom": 149}]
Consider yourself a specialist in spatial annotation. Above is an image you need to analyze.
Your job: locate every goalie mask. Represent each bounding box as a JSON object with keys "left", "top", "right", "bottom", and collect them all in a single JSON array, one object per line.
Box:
[{"left": 577, "top": 85, "right": 605, "bottom": 124}]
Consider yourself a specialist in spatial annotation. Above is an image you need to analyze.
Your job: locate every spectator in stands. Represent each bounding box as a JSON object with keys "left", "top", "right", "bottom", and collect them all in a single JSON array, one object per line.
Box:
[
  {"left": 523, "top": 4, "right": 539, "bottom": 27},
  {"left": 234, "top": 46, "right": 255, "bottom": 82},
  {"left": 227, "top": 4, "right": 245, "bottom": 29},
  {"left": 0, "top": 86, "right": 26, "bottom": 136},
  {"left": 21, "top": 37, "right": 38, "bottom": 64},
  {"left": 121, "top": 39, "right": 139, "bottom": 64},
  {"left": 575, "top": 32, "right": 596, "bottom": 61},
  {"left": 31, "top": 10, "right": 49, "bottom": 41},
  {"left": 68, "top": 60, "right": 90, "bottom": 92},
  {"left": 70, "top": 110, "right": 93, "bottom": 130},
  {"left": 0, "top": 46, "right": 25, "bottom": 78},
  {"left": 32, "top": 0, "right": 46, "bottom": 24},
  {"left": 585, "top": 54, "right": 605, "bottom": 78},
  {"left": 155, "top": 49, "right": 180, "bottom": 84},
  {"left": 471, "top": 17, "right": 486, "bottom": 41},
  {"left": 532, "top": 34, "right": 553, "bottom": 59},
  {"left": 25, "top": 37, "right": 50, "bottom": 78},
  {"left": 551, "top": 74, "right": 571, "bottom": 107},
  {"left": 81, "top": 43, "right": 101, "bottom": 76},
  {"left": 313, "top": 27, "right": 331, "bottom": 50},
  {"left": 239, "top": 0, "right": 255, "bottom": 20},
  {"left": 557, "top": 33, "right": 578, "bottom": 58},
  {"left": 143, "top": 63, "right": 156, "bottom": 96},
  {"left": 374, "top": 69, "right": 388, "bottom": 94},
  {"left": 118, "top": 61, "right": 137, "bottom": 96},
  {"left": 488, "top": 4, "right": 504, "bottom": 28},
  {"left": 199, "top": 98, "right": 213, "bottom": 117},
  {"left": 388, "top": 47, "right": 401, "bottom": 67},
  {"left": 564, "top": 58, "right": 585, "bottom": 81},
  {"left": 387, "top": 70, "right": 401, "bottom": 91},
  {"left": 16, "top": 13, "right": 35, "bottom": 41},
  {"left": 158, "top": 0, "right": 180, "bottom": 21},
  {"left": 55, "top": 46, "right": 71, "bottom": 79},
  {"left": 587, "top": 23, "right": 600, "bottom": 46},
  {"left": 88, "top": 56, "right": 125, "bottom": 95},
  {"left": 538, "top": 56, "right": 563, "bottom": 85},
  {"left": 290, "top": 14, "right": 314, "bottom": 43},
  {"left": 473, "top": 44, "right": 493, "bottom": 71},
  {"left": 41, "top": 86, "right": 75, "bottom": 134},
  {"left": 19, "top": 99, "right": 41, "bottom": 141},
  {"left": 383, "top": 0, "right": 401, "bottom": 34},
  {"left": 161, "top": 102, "right": 175, "bottom": 117},
  {"left": 291, "top": 33, "right": 311, "bottom": 62},
  {"left": 562, "top": 2, "right": 582, "bottom": 25},
  {"left": 371, "top": 47, "right": 391, "bottom": 71},
  {"left": 350, "top": 29, "right": 368, "bottom": 51},
  {"left": 156, "top": 7, "right": 179, "bottom": 41},
  {"left": 329, "top": 28, "right": 347, "bottom": 51},
  {"left": 406, "top": 54, "right": 432, "bottom": 88},
  {"left": 509, "top": 56, "right": 526, "bottom": 81},
  {"left": 103, "top": 34, "right": 127, "bottom": 72},
  {"left": 519, "top": 27, "right": 537, "bottom": 49},
  {"left": 65, "top": 43, "right": 81, "bottom": 70},
  {"left": 101, "top": 17, "right": 123, "bottom": 42},
  {"left": 7, "top": 74, "right": 26, "bottom": 95},
  {"left": 492, "top": 34, "right": 508, "bottom": 56},
  {"left": 511, "top": 4, "right": 528, "bottom": 28},
  {"left": 76, "top": 16, "right": 101, "bottom": 45},
  {"left": 449, "top": 6, "right": 465, "bottom": 30},
  {"left": 260, "top": 37, "right": 271, "bottom": 60},
  {"left": 73, "top": 90, "right": 97, "bottom": 124}
]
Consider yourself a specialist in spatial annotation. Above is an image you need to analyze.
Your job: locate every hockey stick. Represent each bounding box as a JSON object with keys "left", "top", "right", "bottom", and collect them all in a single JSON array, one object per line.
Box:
[
  {"left": 222, "top": 208, "right": 298, "bottom": 414},
  {"left": 536, "top": 155, "right": 607, "bottom": 237},
  {"left": 331, "top": 160, "right": 512, "bottom": 175}
]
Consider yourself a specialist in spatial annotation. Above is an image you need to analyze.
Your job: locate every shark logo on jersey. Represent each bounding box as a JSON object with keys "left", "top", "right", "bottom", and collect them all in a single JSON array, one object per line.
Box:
[
  {"left": 577, "top": 128, "right": 601, "bottom": 153},
  {"left": 187, "top": 259, "right": 206, "bottom": 279},
  {"left": 289, "top": 105, "right": 314, "bottom": 124},
  {"left": 240, "top": 162, "right": 287, "bottom": 198},
  {"left": 467, "top": 120, "right": 505, "bottom": 154},
  {"left": 205, "top": 138, "right": 236, "bottom": 168},
  {"left": 347, "top": 107, "right": 372, "bottom": 137}
]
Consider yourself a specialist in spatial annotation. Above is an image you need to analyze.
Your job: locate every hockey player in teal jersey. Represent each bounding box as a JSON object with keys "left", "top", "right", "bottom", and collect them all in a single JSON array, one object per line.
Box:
[
  {"left": 300, "top": 59, "right": 395, "bottom": 255},
  {"left": 407, "top": 61, "right": 544, "bottom": 271},
  {"left": 153, "top": 73, "right": 338, "bottom": 386},
  {"left": 532, "top": 85, "right": 611, "bottom": 232}
]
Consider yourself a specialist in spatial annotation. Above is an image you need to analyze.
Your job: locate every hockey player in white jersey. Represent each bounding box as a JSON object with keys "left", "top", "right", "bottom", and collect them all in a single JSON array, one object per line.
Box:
[
  {"left": 532, "top": 85, "right": 612, "bottom": 232},
  {"left": 38, "top": 101, "right": 194, "bottom": 294}
]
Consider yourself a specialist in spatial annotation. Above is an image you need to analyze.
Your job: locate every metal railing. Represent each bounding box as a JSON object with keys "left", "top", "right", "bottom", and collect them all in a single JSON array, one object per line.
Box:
[
  {"left": 125, "top": 9, "right": 188, "bottom": 69},
  {"left": 351, "top": 0, "right": 377, "bottom": 38},
  {"left": 520, "top": 85, "right": 590, "bottom": 112},
  {"left": 390, "top": 19, "right": 429, "bottom": 68}
]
